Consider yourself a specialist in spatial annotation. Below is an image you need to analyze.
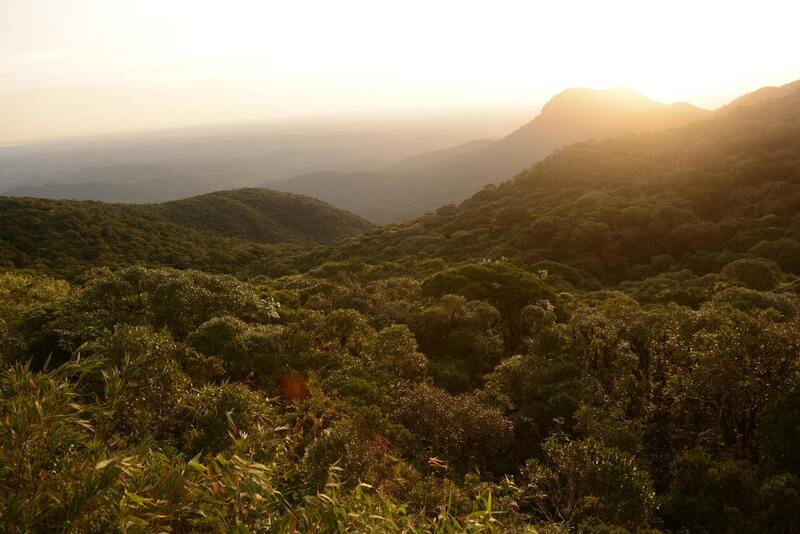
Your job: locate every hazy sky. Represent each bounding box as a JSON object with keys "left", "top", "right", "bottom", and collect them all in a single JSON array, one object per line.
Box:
[{"left": 1, "top": 0, "right": 798, "bottom": 143}]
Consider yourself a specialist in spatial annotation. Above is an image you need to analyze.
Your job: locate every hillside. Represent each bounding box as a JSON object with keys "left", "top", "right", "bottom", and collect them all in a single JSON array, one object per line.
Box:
[
  {"left": 274, "top": 88, "right": 710, "bottom": 222},
  {"left": 157, "top": 188, "right": 372, "bottom": 244},
  {"left": 0, "top": 188, "right": 370, "bottom": 278},
  {"left": 308, "top": 85, "right": 800, "bottom": 290},
  {"left": 719, "top": 78, "right": 800, "bottom": 112}
]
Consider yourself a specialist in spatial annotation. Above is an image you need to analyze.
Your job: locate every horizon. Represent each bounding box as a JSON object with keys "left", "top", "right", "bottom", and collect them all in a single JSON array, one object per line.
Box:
[
  {"left": 0, "top": 103, "right": 537, "bottom": 148},
  {"left": 2, "top": 0, "right": 798, "bottom": 144}
]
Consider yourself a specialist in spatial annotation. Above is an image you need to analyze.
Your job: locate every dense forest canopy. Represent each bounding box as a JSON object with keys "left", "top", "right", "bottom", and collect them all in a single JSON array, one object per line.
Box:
[{"left": 2, "top": 85, "right": 800, "bottom": 532}]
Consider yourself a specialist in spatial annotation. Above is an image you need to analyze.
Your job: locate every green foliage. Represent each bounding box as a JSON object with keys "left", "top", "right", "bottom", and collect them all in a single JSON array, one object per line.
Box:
[
  {"left": 370, "top": 324, "right": 428, "bottom": 382},
  {"left": 721, "top": 257, "right": 780, "bottom": 290},
  {"left": 0, "top": 271, "right": 70, "bottom": 360},
  {"left": 179, "top": 382, "right": 275, "bottom": 455},
  {"left": 0, "top": 188, "right": 371, "bottom": 279},
  {"left": 395, "top": 383, "right": 513, "bottom": 472},
  {"left": 411, "top": 294, "right": 503, "bottom": 392},
  {"left": 87, "top": 325, "right": 194, "bottom": 441},
  {"left": 483, "top": 353, "right": 582, "bottom": 461},
  {"left": 664, "top": 449, "right": 800, "bottom": 533},
  {"left": 749, "top": 238, "right": 800, "bottom": 274},
  {"left": 758, "top": 385, "right": 800, "bottom": 475},
  {"left": 63, "top": 266, "right": 279, "bottom": 340},
  {"left": 670, "top": 309, "right": 800, "bottom": 461},
  {"left": 422, "top": 261, "right": 557, "bottom": 352},
  {"left": 187, "top": 316, "right": 284, "bottom": 385},
  {"left": 0, "top": 363, "right": 103, "bottom": 531},
  {"left": 159, "top": 188, "right": 373, "bottom": 244}
]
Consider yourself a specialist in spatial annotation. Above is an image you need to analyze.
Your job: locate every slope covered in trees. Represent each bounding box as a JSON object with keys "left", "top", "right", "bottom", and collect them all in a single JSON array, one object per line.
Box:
[
  {"left": 157, "top": 188, "right": 373, "bottom": 244},
  {"left": 313, "top": 87, "right": 800, "bottom": 288},
  {"left": 3, "top": 83, "right": 800, "bottom": 532},
  {"left": 274, "top": 88, "right": 710, "bottom": 222},
  {"left": 0, "top": 188, "right": 371, "bottom": 278}
]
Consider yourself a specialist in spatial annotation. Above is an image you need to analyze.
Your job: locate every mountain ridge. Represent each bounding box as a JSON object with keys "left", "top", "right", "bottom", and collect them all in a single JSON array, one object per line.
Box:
[
  {"left": 719, "top": 78, "right": 800, "bottom": 112},
  {"left": 273, "top": 87, "right": 711, "bottom": 222},
  {"left": 301, "top": 86, "right": 800, "bottom": 287}
]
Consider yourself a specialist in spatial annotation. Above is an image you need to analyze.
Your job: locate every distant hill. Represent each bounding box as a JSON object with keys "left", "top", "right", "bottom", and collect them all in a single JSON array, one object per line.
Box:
[
  {"left": 0, "top": 159, "right": 388, "bottom": 205},
  {"left": 157, "top": 188, "right": 372, "bottom": 244},
  {"left": 273, "top": 88, "right": 711, "bottom": 222},
  {"left": 718, "top": 78, "right": 800, "bottom": 112},
  {"left": 0, "top": 188, "right": 371, "bottom": 278},
  {"left": 2, "top": 178, "right": 188, "bottom": 204},
  {"left": 0, "top": 111, "right": 527, "bottom": 203}
]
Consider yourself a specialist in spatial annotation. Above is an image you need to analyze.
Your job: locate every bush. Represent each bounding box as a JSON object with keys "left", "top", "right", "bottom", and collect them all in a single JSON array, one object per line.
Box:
[
  {"left": 394, "top": 384, "right": 513, "bottom": 472},
  {"left": 65, "top": 267, "right": 279, "bottom": 340},
  {"left": 87, "top": 326, "right": 194, "bottom": 441},
  {"left": 665, "top": 450, "right": 759, "bottom": 532},
  {"left": 187, "top": 316, "right": 284, "bottom": 385},
  {"left": 519, "top": 437, "right": 654, "bottom": 529},
  {"left": 721, "top": 258, "right": 780, "bottom": 290},
  {"left": 179, "top": 383, "right": 275, "bottom": 455}
]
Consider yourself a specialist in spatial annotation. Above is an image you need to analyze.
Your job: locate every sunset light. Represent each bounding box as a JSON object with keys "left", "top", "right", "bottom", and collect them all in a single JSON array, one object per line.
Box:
[{"left": 2, "top": 0, "right": 798, "bottom": 142}]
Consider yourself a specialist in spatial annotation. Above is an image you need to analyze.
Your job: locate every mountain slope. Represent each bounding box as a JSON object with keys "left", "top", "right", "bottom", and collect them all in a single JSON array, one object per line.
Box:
[
  {"left": 0, "top": 188, "right": 371, "bottom": 278},
  {"left": 274, "top": 88, "right": 711, "bottom": 222},
  {"left": 308, "top": 86, "right": 800, "bottom": 288},
  {"left": 719, "top": 78, "right": 800, "bottom": 112}
]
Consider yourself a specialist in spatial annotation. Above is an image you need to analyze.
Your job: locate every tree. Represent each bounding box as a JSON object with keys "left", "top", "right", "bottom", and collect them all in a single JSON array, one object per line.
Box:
[
  {"left": 187, "top": 316, "right": 284, "bottom": 386},
  {"left": 721, "top": 258, "right": 779, "bottom": 290},
  {"left": 369, "top": 324, "right": 427, "bottom": 382},
  {"left": 421, "top": 262, "right": 557, "bottom": 353},
  {"left": 410, "top": 294, "right": 503, "bottom": 392}
]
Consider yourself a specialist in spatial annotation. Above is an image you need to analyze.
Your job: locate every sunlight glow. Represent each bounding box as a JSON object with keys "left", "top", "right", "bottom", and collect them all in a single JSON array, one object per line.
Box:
[{"left": 1, "top": 0, "right": 798, "bottom": 142}]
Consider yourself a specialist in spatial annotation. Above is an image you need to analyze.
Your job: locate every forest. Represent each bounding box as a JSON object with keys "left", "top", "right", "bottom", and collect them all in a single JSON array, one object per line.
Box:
[
  {"left": 0, "top": 189, "right": 371, "bottom": 279},
  {"left": 2, "top": 89, "right": 800, "bottom": 533}
]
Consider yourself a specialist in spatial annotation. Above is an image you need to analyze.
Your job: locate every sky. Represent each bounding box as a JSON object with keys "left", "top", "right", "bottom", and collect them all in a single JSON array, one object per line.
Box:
[{"left": 1, "top": 0, "right": 798, "bottom": 144}]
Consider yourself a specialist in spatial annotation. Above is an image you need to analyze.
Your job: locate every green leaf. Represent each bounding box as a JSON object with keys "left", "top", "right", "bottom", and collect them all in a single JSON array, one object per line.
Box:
[
  {"left": 188, "top": 454, "right": 208, "bottom": 473},
  {"left": 95, "top": 458, "right": 114, "bottom": 470}
]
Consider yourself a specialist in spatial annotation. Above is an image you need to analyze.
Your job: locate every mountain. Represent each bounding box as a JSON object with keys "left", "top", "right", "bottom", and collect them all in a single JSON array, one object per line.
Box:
[
  {"left": 1, "top": 91, "right": 708, "bottom": 223},
  {"left": 307, "top": 85, "right": 800, "bottom": 289},
  {"left": 0, "top": 159, "right": 380, "bottom": 205},
  {"left": 0, "top": 111, "right": 527, "bottom": 202},
  {"left": 273, "top": 88, "right": 711, "bottom": 222},
  {"left": 719, "top": 78, "right": 800, "bottom": 112},
  {"left": 0, "top": 188, "right": 371, "bottom": 278}
]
